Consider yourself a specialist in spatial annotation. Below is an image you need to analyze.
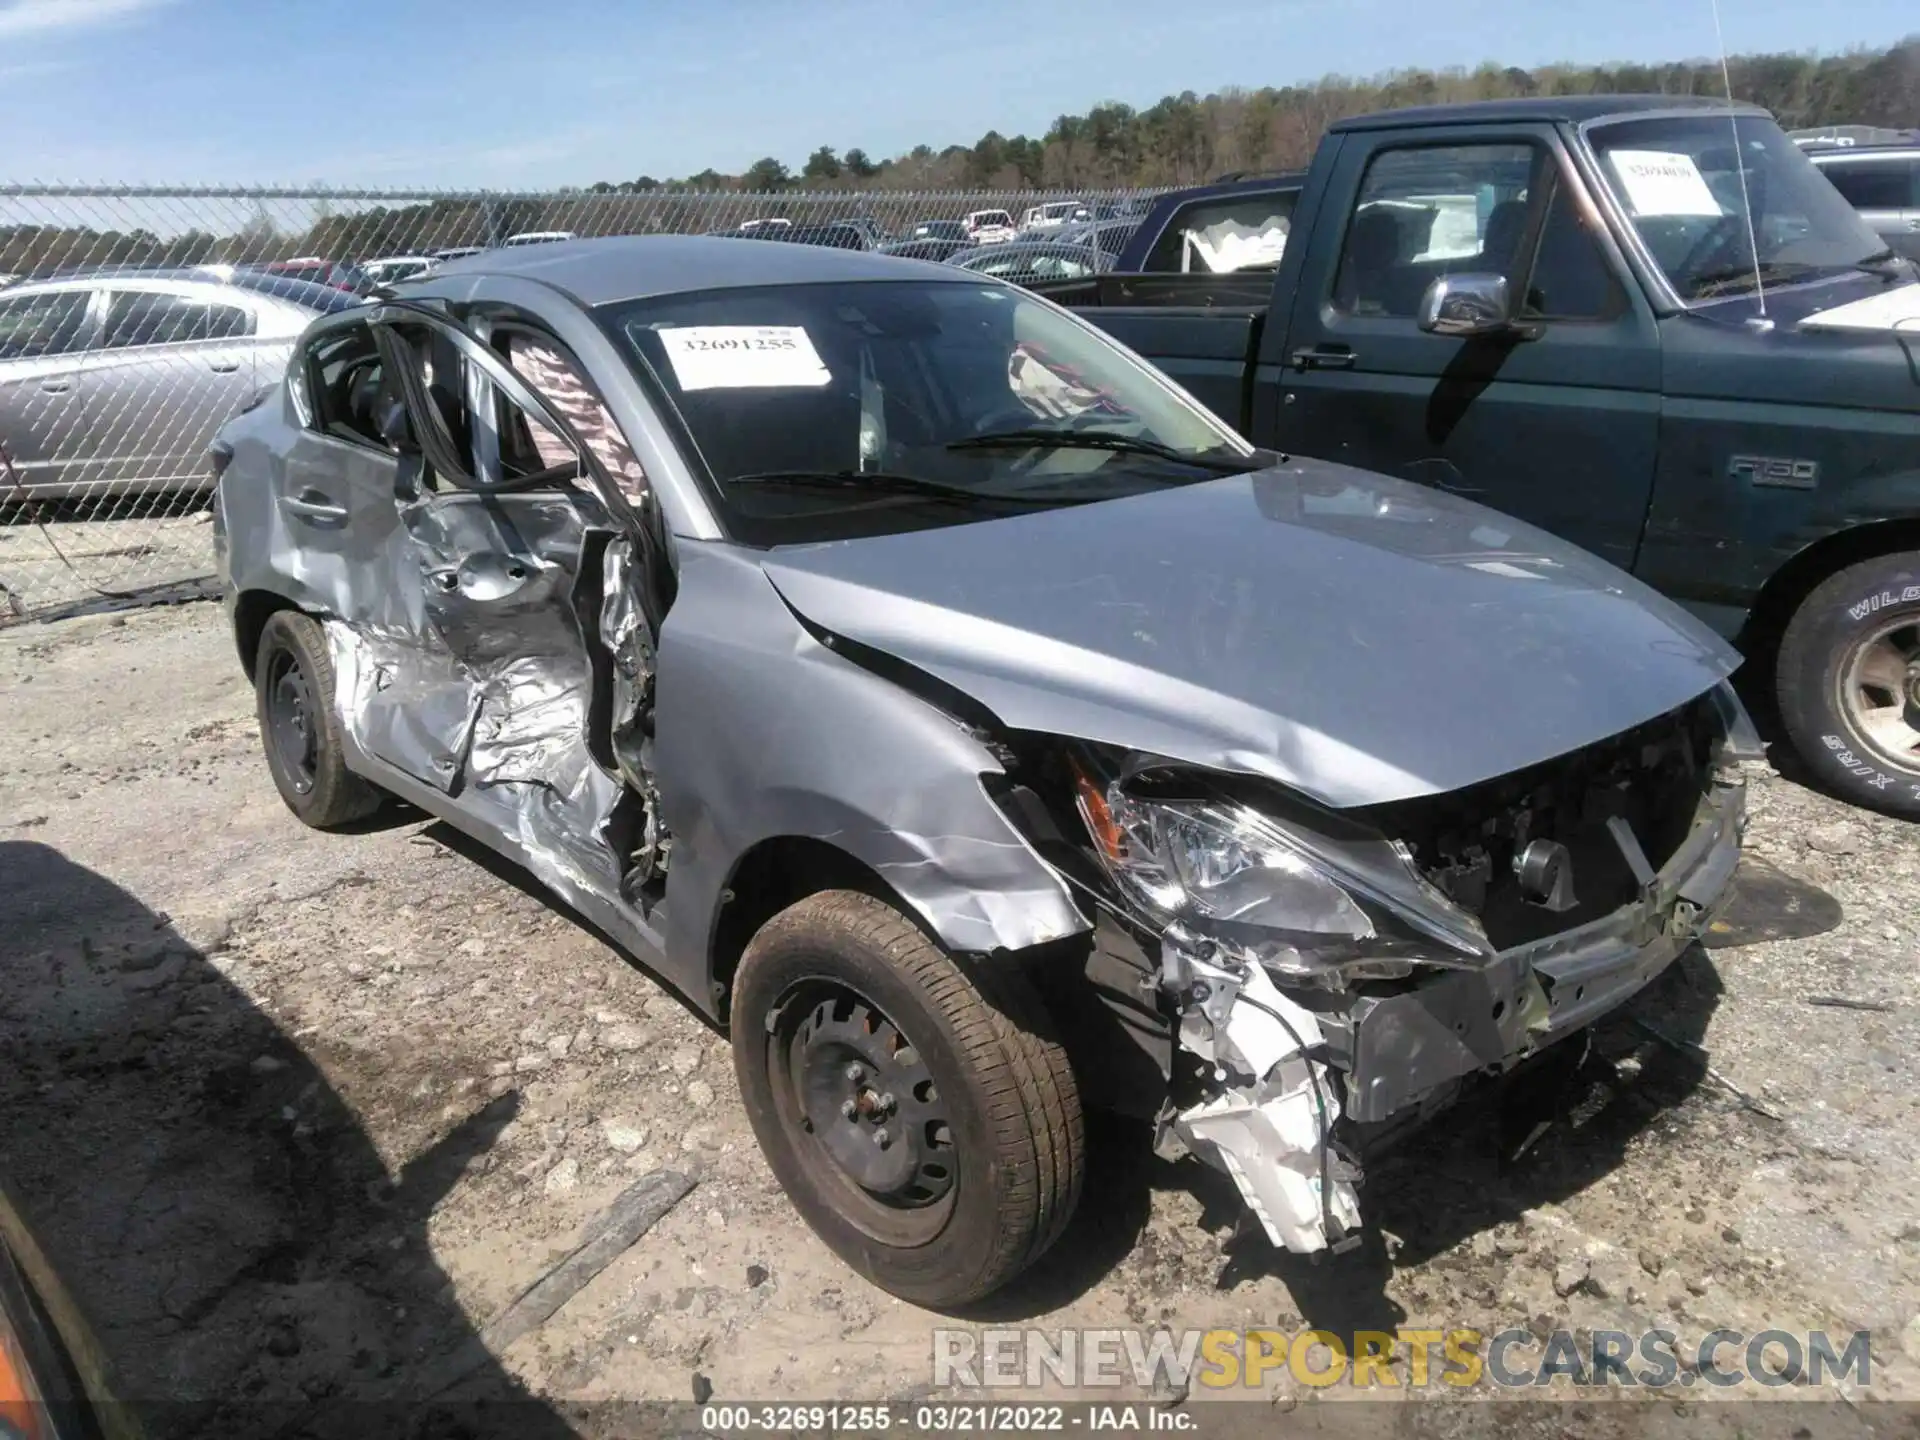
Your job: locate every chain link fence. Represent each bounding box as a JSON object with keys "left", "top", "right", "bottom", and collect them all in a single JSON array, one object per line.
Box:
[{"left": 1, "top": 183, "right": 1156, "bottom": 621}]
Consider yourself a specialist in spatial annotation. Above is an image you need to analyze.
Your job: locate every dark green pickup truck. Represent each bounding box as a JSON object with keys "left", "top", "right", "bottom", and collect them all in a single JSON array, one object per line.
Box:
[{"left": 1064, "top": 95, "right": 1920, "bottom": 818}]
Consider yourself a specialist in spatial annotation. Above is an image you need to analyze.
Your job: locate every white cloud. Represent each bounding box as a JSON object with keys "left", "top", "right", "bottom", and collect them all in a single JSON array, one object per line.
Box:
[{"left": 0, "top": 0, "right": 174, "bottom": 40}]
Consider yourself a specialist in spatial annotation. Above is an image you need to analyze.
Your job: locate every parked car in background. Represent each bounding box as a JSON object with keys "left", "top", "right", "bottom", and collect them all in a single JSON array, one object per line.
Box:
[
  {"left": 907, "top": 219, "right": 972, "bottom": 243},
  {"left": 215, "top": 234, "right": 1751, "bottom": 1307},
  {"left": 505, "top": 230, "right": 577, "bottom": 247},
  {"left": 430, "top": 245, "right": 486, "bottom": 261},
  {"left": 735, "top": 218, "right": 793, "bottom": 236},
  {"left": 1019, "top": 200, "right": 1089, "bottom": 234},
  {"left": 1, "top": 271, "right": 346, "bottom": 502},
  {"left": 880, "top": 237, "right": 974, "bottom": 263},
  {"left": 954, "top": 240, "right": 1113, "bottom": 285},
  {"left": 1807, "top": 145, "right": 1920, "bottom": 260},
  {"left": 963, "top": 209, "right": 1016, "bottom": 244},
  {"left": 1062, "top": 95, "right": 1920, "bottom": 817},
  {"left": 359, "top": 255, "right": 440, "bottom": 285},
  {"left": 759, "top": 222, "right": 874, "bottom": 251},
  {"left": 1053, "top": 218, "right": 1141, "bottom": 259},
  {"left": 834, "top": 218, "right": 892, "bottom": 248},
  {"left": 241, "top": 257, "right": 375, "bottom": 295}
]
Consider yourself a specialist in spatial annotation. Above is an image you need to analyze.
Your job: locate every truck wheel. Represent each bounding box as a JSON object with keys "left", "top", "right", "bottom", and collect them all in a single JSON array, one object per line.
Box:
[
  {"left": 731, "top": 890, "right": 1083, "bottom": 1307},
  {"left": 1776, "top": 552, "right": 1920, "bottom": 818},
  {"left": 254, "top": 610, "right": 382, "bottom": 829}
]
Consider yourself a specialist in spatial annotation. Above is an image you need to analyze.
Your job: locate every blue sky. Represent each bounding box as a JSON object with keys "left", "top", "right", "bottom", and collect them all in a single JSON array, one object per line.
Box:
[{"left": 1, "top": 0, "right": 1913, "bottom": 185}]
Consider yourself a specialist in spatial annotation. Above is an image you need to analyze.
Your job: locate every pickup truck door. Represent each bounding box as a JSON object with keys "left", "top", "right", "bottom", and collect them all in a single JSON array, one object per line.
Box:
[{"left": 1264, "top": 124, "right": 1663, "bottom": 571}]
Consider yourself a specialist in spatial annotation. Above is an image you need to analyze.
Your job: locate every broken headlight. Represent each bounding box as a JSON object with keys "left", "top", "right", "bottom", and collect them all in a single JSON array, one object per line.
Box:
[{"left": 1073, "top": 762, "right": 1487, "bottom": 990}]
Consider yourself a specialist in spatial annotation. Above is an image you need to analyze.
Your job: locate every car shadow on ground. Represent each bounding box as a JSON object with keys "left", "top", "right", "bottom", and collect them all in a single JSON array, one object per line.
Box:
[{"left": 0, "top": 840, "right": 578, "bottom": 1440}]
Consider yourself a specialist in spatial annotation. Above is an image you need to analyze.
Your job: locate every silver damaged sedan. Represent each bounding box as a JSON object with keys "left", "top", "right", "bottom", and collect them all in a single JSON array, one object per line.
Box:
[{"left": 213, "top": 236, "right": 1754, "bottom": 1305}]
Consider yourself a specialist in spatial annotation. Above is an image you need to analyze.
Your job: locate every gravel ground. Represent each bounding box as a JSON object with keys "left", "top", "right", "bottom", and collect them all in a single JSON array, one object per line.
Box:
[
  {"left": 1, "top": 599, "right": 1916, "bottom": 1437},
  {"left": 0, "top": 505, "right": 216, "bottom": 616}
]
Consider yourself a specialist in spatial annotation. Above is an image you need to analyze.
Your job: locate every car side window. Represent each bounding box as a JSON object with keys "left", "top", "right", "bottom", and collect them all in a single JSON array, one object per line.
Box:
[
  {"left": 103, "top": 292, "right": 253, "bottom": 349},
  {"left": 1819, "top": 159, "right": 1915, "bottom": 210},
  {"left": 306, "top": 323, "right": 391, "bottom": 449},
  {"left": 1144, "top": 193, "right": 1297, "bottom": 273},
  {"left": 0, "top": 292, "right": 92, "bottom": 360},
  {"left": 1332, "top": 143, "right": 1538, "bottom": 318}
]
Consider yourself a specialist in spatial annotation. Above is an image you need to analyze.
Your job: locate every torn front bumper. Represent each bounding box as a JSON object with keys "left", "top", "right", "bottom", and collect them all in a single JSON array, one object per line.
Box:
[{"left": 1323, "top": 774, "right": 1746, "bottom": 1126}]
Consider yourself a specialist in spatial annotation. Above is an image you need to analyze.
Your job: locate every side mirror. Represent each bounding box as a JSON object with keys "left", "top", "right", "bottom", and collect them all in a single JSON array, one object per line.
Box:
[{"left": 1417, "top": 272, "right": 1513, "bottom": 338}]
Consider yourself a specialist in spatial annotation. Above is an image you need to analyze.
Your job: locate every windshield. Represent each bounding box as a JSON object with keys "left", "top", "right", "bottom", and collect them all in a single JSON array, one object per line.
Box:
[
  {"left": 604, "top": 279, "right": 1251, "bottom": 544},
  {"left": 1588, "top": 112, "right": 1888, "bottom": 304}
]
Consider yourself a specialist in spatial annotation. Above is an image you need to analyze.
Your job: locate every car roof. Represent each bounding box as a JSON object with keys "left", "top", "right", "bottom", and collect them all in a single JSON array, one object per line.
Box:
[
  {"left": 422, "top": 234, "right": 972, "bottom": 307},
  {"left": 1332, "top": 94, "right": 1767, "bottom": 132}
]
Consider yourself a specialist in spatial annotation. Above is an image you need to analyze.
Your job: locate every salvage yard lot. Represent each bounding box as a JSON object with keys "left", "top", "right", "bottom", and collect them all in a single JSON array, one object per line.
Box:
[{"left": 3, "top": 599, "right": 1918, "bottom": 1434}]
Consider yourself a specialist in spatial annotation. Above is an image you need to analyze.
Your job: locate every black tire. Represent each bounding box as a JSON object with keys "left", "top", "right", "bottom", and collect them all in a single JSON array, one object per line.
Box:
[
  {"left": 1776, "top": 552, "right": 1920, "bottom": 819},
  {"left": 254, "top": 610, "right": 382, "bottom": 829},
  {"left": 731, "top": 890, "right": 1083, "bottom": 1307}
]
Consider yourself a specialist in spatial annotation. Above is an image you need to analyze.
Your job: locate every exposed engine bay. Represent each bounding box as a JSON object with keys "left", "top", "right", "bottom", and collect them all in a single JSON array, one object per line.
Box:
[{"left": 998, "top": 690, "right": 1750, "bottom": 1256}]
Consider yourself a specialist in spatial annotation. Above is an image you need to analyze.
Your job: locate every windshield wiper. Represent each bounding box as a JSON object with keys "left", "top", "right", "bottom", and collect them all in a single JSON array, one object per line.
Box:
[
  {"left": 947, "top": 427, "right": 1260, "bottom": 473},
  {"left": 1848, "top": 248, "right": 1915, "bottom": 281},
  {"left": 726, "top": 469, "right": 1092, "bottom": 508},
  {"left": 1689, "top": 260, "right": 1820, "bottom": 299}
]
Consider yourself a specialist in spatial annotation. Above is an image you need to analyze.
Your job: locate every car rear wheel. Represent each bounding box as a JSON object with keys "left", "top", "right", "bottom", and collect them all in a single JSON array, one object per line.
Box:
[
  {"left": 731, "top": 890, "right": 1083, "bottom": 1307},
  {"left": 1777, "top": 552, "right": 1920, "bottom": 818},
  {"left": 254, "top": 609, "right": 382, "bottom": 829}
]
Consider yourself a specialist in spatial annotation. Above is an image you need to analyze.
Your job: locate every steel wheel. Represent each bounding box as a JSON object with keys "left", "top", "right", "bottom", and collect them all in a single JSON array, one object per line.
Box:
[
  {"left": 769, "top": 982, "right": 958, "bottom": 1247},
  {"left": 1835, "top": 616, "right": 1920, "bottom": 778},
  {"left": 264, "top": 648, "right": 318, "bottom": 796}
]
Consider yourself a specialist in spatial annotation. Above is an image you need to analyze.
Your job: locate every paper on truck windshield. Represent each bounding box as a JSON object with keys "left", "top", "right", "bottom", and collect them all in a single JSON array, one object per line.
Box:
[
  {"left": 1608, "top": 151, "right": 1723, "bottom": 218},
  {"left": 658, "top": 326, "right": 832, "bottom": 391}
]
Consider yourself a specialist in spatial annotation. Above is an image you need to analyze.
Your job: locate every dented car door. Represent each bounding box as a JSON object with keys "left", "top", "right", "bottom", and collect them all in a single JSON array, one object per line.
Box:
[{"left": 334, "top": 303, "right": 667, "bottom": 917}]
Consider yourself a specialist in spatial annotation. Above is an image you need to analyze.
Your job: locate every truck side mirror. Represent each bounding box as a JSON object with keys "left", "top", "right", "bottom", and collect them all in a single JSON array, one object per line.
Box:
[{"left": 1417, "top": 272, "right": 1514, "bottom": 338}]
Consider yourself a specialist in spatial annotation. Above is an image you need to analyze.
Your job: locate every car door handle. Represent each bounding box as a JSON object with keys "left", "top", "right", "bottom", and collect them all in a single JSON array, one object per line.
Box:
[
  {"left": 208, "top": 359, "right": 241, "bottom": 374},
  {"left": 39, "top": 379, "right": 71, "bottom": 394},
  {"left": 1290, "top": 346, "right": 1356, "bottom": 372},
  {"left": 285, "top": 489, "right": 349, "bottom": 523}
]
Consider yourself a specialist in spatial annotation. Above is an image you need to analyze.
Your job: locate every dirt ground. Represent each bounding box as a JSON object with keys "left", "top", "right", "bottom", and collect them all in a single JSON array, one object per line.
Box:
[
  {"left": 0, "top": 504, "right": 216, "bottom": 616},
  {"left": 2, "top": 599, "right": 1917, "bottom": 1437}
]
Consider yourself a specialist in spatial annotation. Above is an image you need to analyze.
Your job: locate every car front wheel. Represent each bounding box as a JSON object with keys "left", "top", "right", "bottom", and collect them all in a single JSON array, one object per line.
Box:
[
  {"left": 1777, "top": 552, "right": 1920, "bottom": 818},
  {"left": 254, "top": 609, "right": 382, "bottom": 829},
  {"left": 731, "top": 890, "right": 1083, "bottom": 1307}
]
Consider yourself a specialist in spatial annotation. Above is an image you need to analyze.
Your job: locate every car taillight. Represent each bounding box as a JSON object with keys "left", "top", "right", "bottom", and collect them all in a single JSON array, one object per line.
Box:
[{"left": 0, "top": 1305, "right": 50, "bottom": 1440}]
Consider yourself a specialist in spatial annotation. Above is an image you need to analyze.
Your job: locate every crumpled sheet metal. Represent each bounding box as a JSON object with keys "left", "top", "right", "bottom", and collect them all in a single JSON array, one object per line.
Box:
[
  {"left": 652, "top": 543, "right": 1091, "bottom": 984},
  {"left": 1170, "top": 947, "right": 1360, "bottom": 1254},
  {"left": 324, "top": 617, "right": 629, "bottom": 920}
]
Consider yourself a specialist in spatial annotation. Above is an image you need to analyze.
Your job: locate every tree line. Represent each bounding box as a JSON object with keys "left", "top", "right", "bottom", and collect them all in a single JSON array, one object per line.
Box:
[
  {"left": 3, "top": 39, "right": 1913, "bottom": 276},
  {"left": 589, "top": 37, "right": 1918, "bottom": 193}
]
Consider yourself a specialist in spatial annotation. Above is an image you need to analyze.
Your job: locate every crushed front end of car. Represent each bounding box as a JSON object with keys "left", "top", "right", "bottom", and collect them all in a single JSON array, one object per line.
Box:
[{"left": 1020, "top": 683, "right": 1753, "bottom": 1255}]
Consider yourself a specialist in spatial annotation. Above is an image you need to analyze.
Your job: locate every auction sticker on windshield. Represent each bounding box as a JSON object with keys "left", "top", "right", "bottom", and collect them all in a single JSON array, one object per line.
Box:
[
  {"left": 658, "top": 326, "right": 832, "bottom": 390},
  {"left": 1608, "top": 150, "right": 1723, "bottom": 218}
]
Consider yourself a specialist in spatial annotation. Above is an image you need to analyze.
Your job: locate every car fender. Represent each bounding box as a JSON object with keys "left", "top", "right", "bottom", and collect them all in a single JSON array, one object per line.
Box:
[{"left": 652, "top": 543, "right": 1090, "bottom": 997}]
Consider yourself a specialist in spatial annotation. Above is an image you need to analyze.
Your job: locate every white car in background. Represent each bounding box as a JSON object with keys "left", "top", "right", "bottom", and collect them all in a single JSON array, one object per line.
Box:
[
  {"left": 1018, "top": 201, "right": 1089, "bottom": 235},
  {"left": 504, "top": 230, "right": 577, "bottom": 247},
  {"left": 962, "top": 209, "right": 1016, "bottom": 245}
]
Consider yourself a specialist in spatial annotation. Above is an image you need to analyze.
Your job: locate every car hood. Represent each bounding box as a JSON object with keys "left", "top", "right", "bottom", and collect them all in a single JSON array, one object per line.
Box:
[{"left": 760, "top": 461, "right": 1741, "bottom": 809}]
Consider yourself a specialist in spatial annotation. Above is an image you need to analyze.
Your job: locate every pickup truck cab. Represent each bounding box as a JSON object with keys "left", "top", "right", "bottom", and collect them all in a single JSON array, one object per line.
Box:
[{"left": 1066, "top": 95, "right": 1920, "bottom": 817}]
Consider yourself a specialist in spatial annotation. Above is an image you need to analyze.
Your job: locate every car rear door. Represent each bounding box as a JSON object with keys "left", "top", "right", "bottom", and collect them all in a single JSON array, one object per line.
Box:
[
  {"left": 83, "top": 287, "right": 259, "bottom": 494},
  {"left": 0, "top": 288, "right": 103, "bottom": 499},
  {"left": 1266, "top": 122, "right": 1664, "bottom": 571}
]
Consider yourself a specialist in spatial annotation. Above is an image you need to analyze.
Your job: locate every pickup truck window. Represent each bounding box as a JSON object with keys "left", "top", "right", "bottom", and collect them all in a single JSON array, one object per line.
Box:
[
  {"left": 1330, "top": 142, "right": 1623, "bottom": 322},
  {"left": 604, "top": 278, "right": 1248, "bottom": 544},
  {"left": 1588, "top": 113, "right": 1888, "bottom": 304},
  {"left": 1144, "top": 193, "right": 1296, "bottom": 274},
  {"left": 1332, "top": 143, "right": 1536, "bottom": 317},
  {"left": 1816, "top": 157, "right": 1916, "bottom": 212}
]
